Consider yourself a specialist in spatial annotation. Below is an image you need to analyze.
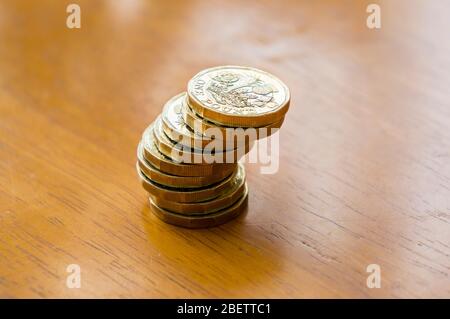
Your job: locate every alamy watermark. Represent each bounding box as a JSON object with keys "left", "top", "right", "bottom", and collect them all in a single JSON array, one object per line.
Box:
[
  {"left": 66, "top": 4, "right": 81, "bottom": 29},
  {"left": 66, "top": 264, "right": 81, "bottom": 289},
  {"left": 169, "top": 122, "right": 280, "bottom": 174},
  {"left": 366, "top": 4, "right": 381, "bottom": 29},
  {"left": 366, "top": 264, "right": 381, "bottom": 289}
]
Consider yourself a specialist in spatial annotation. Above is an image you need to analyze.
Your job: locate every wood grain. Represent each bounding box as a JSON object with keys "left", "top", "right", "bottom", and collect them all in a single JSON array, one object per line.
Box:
[{"left": 0, "top": 0, "right": 449, "bottom": 298}]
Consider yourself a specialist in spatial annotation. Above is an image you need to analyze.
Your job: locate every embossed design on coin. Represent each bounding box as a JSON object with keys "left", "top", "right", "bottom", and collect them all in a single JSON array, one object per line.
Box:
[
  {"left": 206, "top": 71, "right": 278, "bottom": 111},
  {"left": 173, "top": 100, "right": 203, "bottom": 139},
  {"left": 187, "top": 66, "right": 290, "bottom": 126}
]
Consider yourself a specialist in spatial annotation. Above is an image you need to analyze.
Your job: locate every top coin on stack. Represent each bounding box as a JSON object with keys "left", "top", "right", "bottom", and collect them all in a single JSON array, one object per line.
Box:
[
  {"left": 137, "top": 65, "right": 290, "bottom": 228},
  {"left": 187, "top": 65, "right": 290, "bottom": 127}
]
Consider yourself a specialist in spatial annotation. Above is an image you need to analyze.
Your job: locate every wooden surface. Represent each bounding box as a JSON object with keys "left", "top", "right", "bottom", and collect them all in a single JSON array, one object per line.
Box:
[{"left": 0, "top": 0, "right": 449, "bottom": 298}]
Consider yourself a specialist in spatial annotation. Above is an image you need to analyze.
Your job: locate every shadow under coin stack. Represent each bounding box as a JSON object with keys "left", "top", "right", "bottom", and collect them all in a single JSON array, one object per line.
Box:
[{"left": 137, "top": 66, "right": 290, "bottom": 228}]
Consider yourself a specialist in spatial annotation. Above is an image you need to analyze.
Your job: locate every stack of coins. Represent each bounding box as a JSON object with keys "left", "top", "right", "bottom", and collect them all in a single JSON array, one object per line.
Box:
[{"left": 137, "top": 66, "right": 290, "bottom": 228}]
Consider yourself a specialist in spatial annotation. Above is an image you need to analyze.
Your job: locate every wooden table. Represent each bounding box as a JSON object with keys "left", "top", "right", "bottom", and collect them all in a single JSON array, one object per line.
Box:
[{"left": 1, "top": 0, "right": 449, "bottom": 298}]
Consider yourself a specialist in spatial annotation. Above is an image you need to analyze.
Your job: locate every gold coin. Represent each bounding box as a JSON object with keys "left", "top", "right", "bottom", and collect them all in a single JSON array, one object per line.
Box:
[
  {"left": 153, "top": 116, "right": 251, "bottom": 164},
  {"left": 150, "top": 165, "right": 246, "bottom": 215},
  {"left": 137, "top": 142, "right": 234, "bottom": 188},
  {"left": 137, "top": 163, "right": 243, "bottom": 203},
  {"left": 148, "top": 184, "right": 248, "bottom": 228},
  {"left": 182, "top": 98, "right": 284, "bottom": 141},
  {"left": 161, "top": 92, "right": 213, "bottom": 149},
  {"left": 142, "top": 122, "right": 236, "bottom": 177},
  {"left": 187, "top": 65, "right": 290, "bottom": 127},
  {"left": 162, "top": 92, "right": 255, "bottom": 151}
]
